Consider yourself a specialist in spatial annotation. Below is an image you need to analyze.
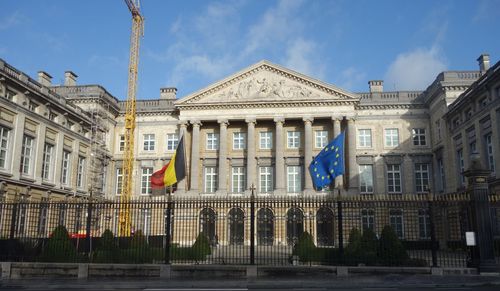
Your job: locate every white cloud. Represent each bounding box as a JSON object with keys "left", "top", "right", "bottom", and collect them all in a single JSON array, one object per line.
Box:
[
  {"left": 338, "top": 67, "right": 366, "bottom": 91},
  {"left": 0, "top": 11, "right": 24, "bottom": 30},
  {"left": 166, "top": 55, "right": 235, "bottom": 88},
  {"left": 284, "top": 38, "right": 324, "bottom": 79},
  {"left": 384, "top": 47, "right": 447, "bottom": 91}
]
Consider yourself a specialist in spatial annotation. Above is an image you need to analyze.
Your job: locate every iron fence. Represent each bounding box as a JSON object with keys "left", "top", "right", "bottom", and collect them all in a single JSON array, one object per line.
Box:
[{"left": 0, "top": 192, "right": 498, "bottom": 268}]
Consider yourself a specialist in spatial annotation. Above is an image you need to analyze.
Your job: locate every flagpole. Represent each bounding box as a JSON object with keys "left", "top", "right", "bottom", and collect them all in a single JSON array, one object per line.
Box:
[{"left": 165, "top": 184, "right": 173, "bottom": 264}]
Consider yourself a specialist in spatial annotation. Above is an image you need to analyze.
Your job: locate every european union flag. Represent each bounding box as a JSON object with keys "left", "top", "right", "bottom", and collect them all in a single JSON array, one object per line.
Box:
[{"left": 308, "top": 131, "right": 345, "bottom": 190}]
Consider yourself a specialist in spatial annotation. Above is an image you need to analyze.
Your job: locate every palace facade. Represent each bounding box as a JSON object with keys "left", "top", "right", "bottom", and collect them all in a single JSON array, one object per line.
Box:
[{"left": 0, "top": 55, "right": 499, "bottom": 203}]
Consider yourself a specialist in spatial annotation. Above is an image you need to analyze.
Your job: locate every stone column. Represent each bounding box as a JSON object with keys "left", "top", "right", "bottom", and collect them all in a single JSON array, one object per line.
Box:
[
  {"left": 274, "top": 117, "right": 285, "bottom": 194},
  {"left": 177, "top": 121, "right": 188, "bottom": 192},
  {"left": 34, "top": 123, "right": 47, "bottom": 184},
  {"left": 490, "top": 109, "right": 500, "bottom": 180},
  {"left": 346, "top": 117, "right": 358, "bottom": 194},
  {"left": 246, "top": 117, "right": 256, "bottom": 192},
  {"left": 53, "top": 132, "right": 65, "bottom": 188},
  {"left": 332, "top": 117, "right": 343, "bottom": 190},
  {"left": 11, "top": 112, "right": 26, "bottom": 180},
  {"left": 189, "top": 120, "right": 201, "bottom": 193},
  {"left": 303, "top": 117, "right": 314, "bottom": 193},
  {"left": 217, "top": 119, "right": 229, "bottom": 194}
]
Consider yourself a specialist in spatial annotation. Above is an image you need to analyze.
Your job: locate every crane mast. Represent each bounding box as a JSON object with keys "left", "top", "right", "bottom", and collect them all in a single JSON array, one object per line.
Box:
[{"left": 120, "top": 0, "right": 143, "bottom": 236}]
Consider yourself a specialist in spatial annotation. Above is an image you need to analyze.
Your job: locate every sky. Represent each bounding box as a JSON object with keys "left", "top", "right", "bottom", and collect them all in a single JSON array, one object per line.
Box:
[{"left": 0, "top": 0, "right": 499, "bottom": 100}]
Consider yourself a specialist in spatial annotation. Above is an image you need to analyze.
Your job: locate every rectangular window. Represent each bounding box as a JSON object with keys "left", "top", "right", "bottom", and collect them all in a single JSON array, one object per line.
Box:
[
  {"left": 76, "top": 156, "right": 86, "bottom": 188},
  {"left": 469, "top": 141, "right": 477, "bottom": 154},
  {"left": 0, "top": 126, "right": 10, "bottom": 169},
  {"left": 315, "top": 130, "right": 328, "bottom": 148},
  {"left": 204, "top": 167, "right": 218, "bottom": 193},
  {"left": 437, "top": 158, "right": 445, "bottom": 192},
  {"left": 436, "top": 120, "right": 442, "bottom": 141},
  {"left": 61, "top": 150, "right": 71, "bottom": 185},
  {"left": 37, "top": 201, "right": 48, "bottom": 235},
  {"left": 166, "top": 133, "right": 179, "bottom": 151},
  {"left": 140, "top": 209, "right": 152, "bottom": 236},
  {"left": 233, "top": 132, "right": 246, "bottom": 150},
  {"left": 16, "top": 204, "right": 27, "bottom": 235},
  {"left": 385, "top": 128, "right": 399, "bottom": 147},
  {"left": 259, "top": 166, "right": 273, "bottom": 193},
  {"left": 119, "top": 135, "right": 125, "bottom": 151},
  {"left": 287, "top": 166, "right": 301, "bottom": 193},
  {"left": 4, "top": 89, "right": 16, "bottom": 100},
  {"left": 359, "top": 165, "right": 374, "bottom": 194},
  {"left": 206, "top": 133, "right": 219, "bottom": 150},
  {"left": 485, "top": 134, "right": 496, "bottom": 174},
  {"left": 361, "top": 209, "right": 375, "bottom": 231},
  {"left": 143, "top": 134, "right": 155, "bottom": 151},
  {"left": 387, "top": 164, "right": 401, "bottom": 193},
  {"left": 231, "top": 167, "right": 245, "bottom": 193},
  {"left": 41, "top": 143, "right": 54, "bottom": 181},
  {"left": 415, "top": 163, "right": 430, "bottom": 193},
  {"left": 358, "top": 129, "right": 372, "bottom": 147},
  {"left": 20, "top": 135, "right": 34, "bottom": 175},
  {"left": 389, "top": 209, "right": 404, "bottom": 239},
  {"left": 418, "top": 209, "right": 431, "bottom": 240},
  {"left": 58, "top": 204, "right": 66, "bottom": 227},
  {"left": 115, "top": 168, "right": 123, "bottom": 195},
  {"left": 141, "top": 167, "right": 153, "bottom": 195},
  {"left": 287, "top": 131, "right": 300, "bottom": 149},
  {"left": 74, "top": 205, "right": 83, "bottom": 233},
  {"left": 260, "top": 131, "right": 273, "bottom": 149},
  {"left": 412, "top": 128, "right": 426, "bottom": 146},
  {"left": 457, "top": 149, "right": 465, "bottom": 186},
  {"left": 48, "top": 111, "right": 57, "bottom": 121}
]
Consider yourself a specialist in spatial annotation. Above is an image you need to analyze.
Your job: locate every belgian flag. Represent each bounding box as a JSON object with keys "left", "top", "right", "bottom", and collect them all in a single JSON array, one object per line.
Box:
[{"left": 151, "top": 135, "right": 186, "bottom": 189}]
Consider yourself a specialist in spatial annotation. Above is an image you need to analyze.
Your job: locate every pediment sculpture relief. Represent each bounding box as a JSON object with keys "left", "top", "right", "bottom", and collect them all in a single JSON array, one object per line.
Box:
[{"left": 204, "top": 77, "right": 322, "bottom": 103}]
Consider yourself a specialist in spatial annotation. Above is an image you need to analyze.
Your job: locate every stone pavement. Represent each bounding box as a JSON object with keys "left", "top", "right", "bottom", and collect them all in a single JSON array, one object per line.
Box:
[{"left": 1, "top": 274, "right": 500, "bottom": 290}]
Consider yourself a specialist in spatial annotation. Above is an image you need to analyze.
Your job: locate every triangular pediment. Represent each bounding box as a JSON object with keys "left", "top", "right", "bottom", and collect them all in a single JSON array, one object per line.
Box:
[{"left": 175, "top": 60, "right": 359, "bottom": 106}]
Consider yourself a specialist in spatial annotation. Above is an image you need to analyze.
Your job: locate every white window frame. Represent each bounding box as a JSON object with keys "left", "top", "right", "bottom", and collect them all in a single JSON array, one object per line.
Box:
[
  {"left": 418, "top": 209, "right": 431, "bottom": 240},
  {"left": 76, "top": 156, "right": 86, "bottom": 189},
  {"left": 233, "top": 132, "right": 246, "bottom": 150},
  {"left": 141, "top": 167, "right": 153, "bottom": 195},
  {"left": 259, "top": 166, "right": 273, "bottom": 194},
  {"left": 206, "top": 133, "right": 219, "bottom": 150},
  {"left": 204, "top": 167, "right": 218, "bottom": 193},
  {"left": 359, "top": 165, "right": 374, "bottom": 194},
  {"left": 20, "top": 135, "right": 35, "bottom": 176},
  {"left": 259, "top": 131, "right": 272, "bottom": 149},
  {"left": 143, "top": 134, "right": 155, "bottom": 151},
  {"left": 287, "top": 131, "right": 300, "bottom": 149},
  {"left": 166, "top": 133, "right": 179, "bottom": 151},
  {"left": 140, "top": 208, "right": 152, "bottom": 236},
  {"left": 314, "top": 130, "right": 328, "bottom": 148},
  {"left": 61, "top": 150, "right": 71, "bottom": 186},
  {"left": 387, "top": 164, "right": 401, "bottom": 194},
  {"left": 415, "top": 163, "right": 430, "bottom": 193},
  {"left": 231, "top": 167, "right": 245, "bottom": 193},
  {"left": 412, "top": 128, "right": 426, "bottom": 146},
  {"left": 361, "top": 209, "right": 375, "bottom": 231},
  {"left": 0, "top": 126, "right": 11, "bottom": 170},
  {"left": 389, "top": 209, "right": 404, "bottom": 239},
  {"left": 41, "top": 143, "right": 54, "bottom": 181},
  {"left": 119, "top": 135, "right": 125, "bottom": 151},
  {"left": 115, "top": 168, "right": 123, "bottom": 195},
  {"left": 287, "top": 166, "right": 301, "bottom": 193},
  {"left": 485, "top": 134, "right": 496, "bottom": 174},
  {"left": 384, "top": 128, "right": 399, "bottom": 147},
  {"left": 358, "top": 129, "right": 372, "bottom": 148}
]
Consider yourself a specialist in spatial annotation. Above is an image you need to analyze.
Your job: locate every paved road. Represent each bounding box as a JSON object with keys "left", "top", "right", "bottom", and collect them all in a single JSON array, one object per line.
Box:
[{"left": 1, "top": 276, "right": 500, "bottom": 291}]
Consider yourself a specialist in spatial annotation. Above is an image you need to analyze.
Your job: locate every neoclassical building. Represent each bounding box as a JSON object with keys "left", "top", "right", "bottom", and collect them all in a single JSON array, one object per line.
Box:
[{"left": 1, "top": 55, "right": 499, "bottom": 203}]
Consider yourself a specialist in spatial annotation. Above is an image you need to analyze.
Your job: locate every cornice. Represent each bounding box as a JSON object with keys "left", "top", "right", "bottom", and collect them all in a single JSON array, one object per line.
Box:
[
  {"left": 176, "top": 99, "right": 358, "bottom": 111},
  {"left": 356, "top": 103, "right": 425, "bottom": 110}
]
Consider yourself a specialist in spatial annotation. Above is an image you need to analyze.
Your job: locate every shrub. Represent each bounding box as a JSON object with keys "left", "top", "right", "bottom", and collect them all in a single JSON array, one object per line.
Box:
[
  {"left": 38, "top": 226, "right": 80, "bottom": 262},
  {"left": 344, "top": 228, "right": 363, "bottom": 265},
  {"left": 292, "top": 232, "right": 316, "bottom": 262},
  {"left": 121, "top": 230, "right": 153, "bottom": 263},
  {"left": 378, "top": 225, "right": 409, "bottom": 266},
  {"left": 92, "top": 229, "right": 120, "bottom": 263},
  {"left": 360, "top": 228, "right": 378, "bottom": 265},
  {"left": 191, "top": 233, "right": 212, "bottom": 260}
]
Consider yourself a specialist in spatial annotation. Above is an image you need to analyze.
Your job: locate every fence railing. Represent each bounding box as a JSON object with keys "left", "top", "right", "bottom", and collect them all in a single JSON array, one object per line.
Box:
[{"left": 1, "top": 193, "right": 499, "bottom": 268}]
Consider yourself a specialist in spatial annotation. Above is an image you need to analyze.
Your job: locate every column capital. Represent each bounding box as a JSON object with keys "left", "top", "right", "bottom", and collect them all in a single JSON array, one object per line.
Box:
[
  {"left": 331, "top": 116, "right": 343, "bottom": 122},
  {"left": 245, "top": 117, "right": 257, "bottom": 124},
  {"left": 302, "top": 116, "right": 314, "bottom": 123},
  {"left": 190, "top": 119, "right": 202, "bottom": 127},
  {"left": 178, "top": 120, "right": 189, "bottom": 127},
  {"left": 217, "top": 119, "right": 229, "bottom": 126},
  {"left": 346, "top": 115, "right": 357, "bottom": 122},
  {"left": 273, "top": 116, "right": 285, "bottom": 124}
]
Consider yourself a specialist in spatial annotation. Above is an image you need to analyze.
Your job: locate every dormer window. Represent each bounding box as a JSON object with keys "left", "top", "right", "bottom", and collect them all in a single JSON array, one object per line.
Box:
[
  {"left": 28, "top": 100, "right": 38, "bottom": 112},
  {"left": 48, "top": 112, "right": 56, "bottom": 121},
  {"left": 4, "top": 89, "right": 16, "bottom": 101}
]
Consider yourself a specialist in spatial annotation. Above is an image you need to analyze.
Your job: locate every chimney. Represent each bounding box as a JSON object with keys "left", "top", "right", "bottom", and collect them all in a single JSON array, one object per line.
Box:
[
  {"left": 477, "top": 54, "right": 490, "bottom": 73},
  {"left": 160, "top": 87, "right": 177, "bottom": 99},
  {"left": 368, "top": 80, "right": 383, "bottom": 93},
  {"left": 64, "top": 71, "right": 78, "bottom": 86},
  {"left": 37, "top": 71, "right": 52, "bottom": 86}
]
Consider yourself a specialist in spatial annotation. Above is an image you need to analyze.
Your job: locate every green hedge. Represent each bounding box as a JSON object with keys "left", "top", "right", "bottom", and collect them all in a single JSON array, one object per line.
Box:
[{"left": 38, "top": 225, "right": 85, "bottom": 262}]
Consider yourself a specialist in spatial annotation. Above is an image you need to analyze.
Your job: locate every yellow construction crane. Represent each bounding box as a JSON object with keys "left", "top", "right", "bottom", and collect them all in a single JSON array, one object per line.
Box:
[{"left": 119, "top": 0, "right": 144, "bottom": 236}]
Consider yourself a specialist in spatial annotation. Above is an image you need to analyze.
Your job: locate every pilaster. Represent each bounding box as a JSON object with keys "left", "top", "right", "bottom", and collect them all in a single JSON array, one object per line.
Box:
[
  {"left": 177, "top": 121, "right": 188, "bottom": 192},
  {"left": 303, "top": 116, "right": 314, "bottom": 193},
  {"left": 189, "top": 120, "right": 201, "bottom": 193},
  {"left": 346, "top": 117, "right": 358, "bottom": 194},
  {"left": 217, "top": 119, "right": 229, "bottom": 194},
  {"left": 274, "top": 117, "right": 285, "bottom": 194},
  {"left": 246, "top": 117, "right": 256, "bottom": 193}
]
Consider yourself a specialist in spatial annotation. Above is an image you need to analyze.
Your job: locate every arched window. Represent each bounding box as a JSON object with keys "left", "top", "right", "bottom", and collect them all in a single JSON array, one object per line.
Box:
[
  {"left": 316, "top": 207, "right": 334, "bottom": 246},
  {"left": 286, "top": 207, "right": 304, "bottom": 245},
  {"left": 200, "top": 208, "right": 216, "bottom": 245},
  {"left": 257, "top": 208, "right": 274, "bottom": 246},
  {"left": 228, "top": 208, "right": 244, "bottom": 245}
]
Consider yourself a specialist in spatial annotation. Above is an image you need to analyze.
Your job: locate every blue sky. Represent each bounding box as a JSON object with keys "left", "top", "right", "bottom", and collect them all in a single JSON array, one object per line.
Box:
[{"left": 1, "top": 0, "right": 499, "bottom": 100}]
